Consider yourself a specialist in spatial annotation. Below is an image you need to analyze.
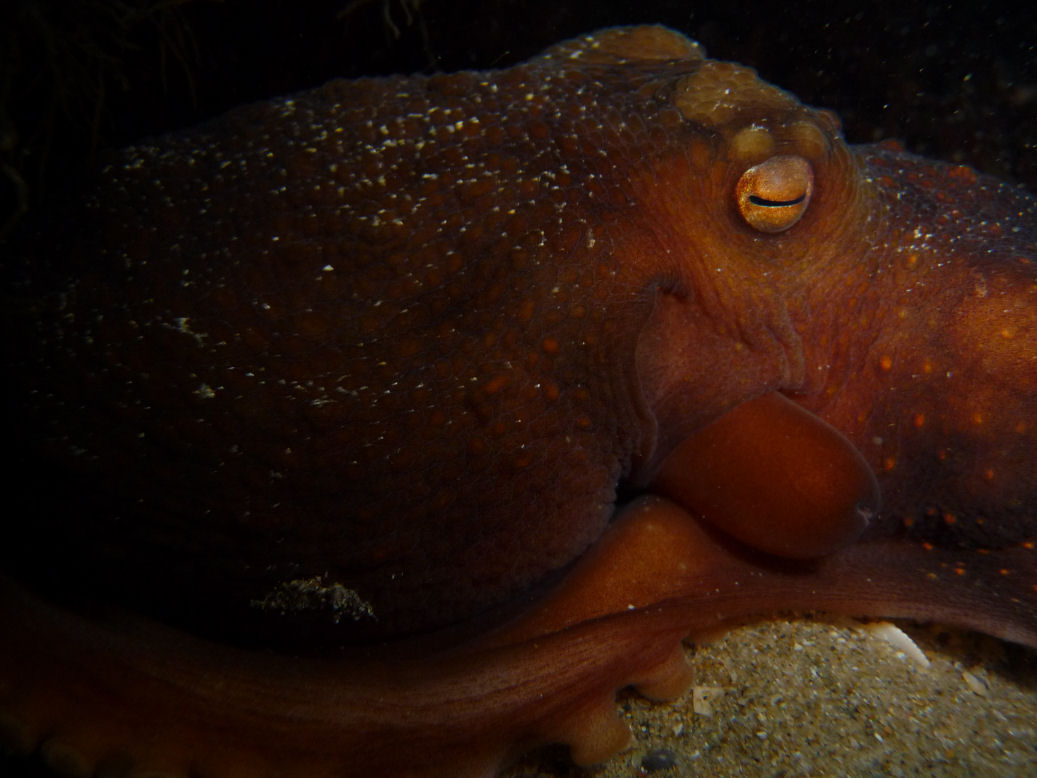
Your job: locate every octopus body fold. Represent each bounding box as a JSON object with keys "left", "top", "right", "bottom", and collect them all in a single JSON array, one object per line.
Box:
[{"left": 1, "top": 24, "right": 1034, "bottom": 777}]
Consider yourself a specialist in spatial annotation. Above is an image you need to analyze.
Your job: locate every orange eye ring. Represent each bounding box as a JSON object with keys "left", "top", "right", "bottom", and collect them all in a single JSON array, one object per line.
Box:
[{"left": 736, "top": 155, "right": 814, "bottom": 233}]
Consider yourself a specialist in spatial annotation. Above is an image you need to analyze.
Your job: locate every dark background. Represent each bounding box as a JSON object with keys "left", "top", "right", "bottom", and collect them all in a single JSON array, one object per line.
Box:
[{"left": 0, "top": 1, "right": 1034, "bottom": 775}]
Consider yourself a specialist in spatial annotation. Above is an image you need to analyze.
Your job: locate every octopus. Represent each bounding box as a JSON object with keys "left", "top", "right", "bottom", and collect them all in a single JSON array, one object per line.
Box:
[{"left": 1, "top": 24, "right": 1034, "bottom": 778}]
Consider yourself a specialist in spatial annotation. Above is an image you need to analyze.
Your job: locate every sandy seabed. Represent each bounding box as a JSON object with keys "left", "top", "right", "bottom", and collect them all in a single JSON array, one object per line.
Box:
[{"left": 504, "top": 618, "right": 1037, "bottom": 777}]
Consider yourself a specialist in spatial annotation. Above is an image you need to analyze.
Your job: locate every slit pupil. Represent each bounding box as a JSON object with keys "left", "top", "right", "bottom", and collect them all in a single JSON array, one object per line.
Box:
[{"left": 749, "top": 194, "right": 806, "bottom": 207}]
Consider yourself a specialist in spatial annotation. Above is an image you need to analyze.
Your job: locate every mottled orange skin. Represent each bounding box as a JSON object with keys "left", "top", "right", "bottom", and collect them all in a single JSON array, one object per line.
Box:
[{"left": 1, "top": 25, "right": 1034, "bottom": 778}]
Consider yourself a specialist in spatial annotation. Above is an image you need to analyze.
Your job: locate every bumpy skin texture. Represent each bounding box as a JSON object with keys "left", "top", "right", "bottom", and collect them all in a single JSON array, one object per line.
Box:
[{"left": 1, "top": 25, "right": 1034, "bottom": 778}]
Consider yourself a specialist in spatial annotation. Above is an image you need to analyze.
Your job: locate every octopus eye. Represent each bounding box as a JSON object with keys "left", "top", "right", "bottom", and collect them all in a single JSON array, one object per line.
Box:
[{"left": 736, "top": 155, "right": 814, "bottom": 233}]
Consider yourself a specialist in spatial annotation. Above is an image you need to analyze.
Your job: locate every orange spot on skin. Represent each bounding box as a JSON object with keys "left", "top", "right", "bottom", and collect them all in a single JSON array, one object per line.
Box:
[
  {"left": 912, "top": 413, "right": 925, "bottom": 428},
  {"left": 517, "top": 298, "right": 536, "bottom": 322},
  {"left": 983, "top": 469, "right": 995, "bottom": 481},
  {"left": 954, "top": 567, "right": 966, "bottom": 576},
  {"left": 922, "top": 542, "right": 935, "bottom": 551},
  {"left": 484, "top": 375, "right": 509, "bottom": 394},
  {"left": 882, "top": 456, "right": 897, "bottom": 472},
  {"left": 943, "top": 513, "right": 957, "bottom": 525},
  {"left": 541, "top": 337, "right": 560, "bottom": 354},
  {"left": 879, "top": 355, "right": 893, "bottom": 371},
  {"left": 947, "top": 164, "right": 979, "bottom": 185}
]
